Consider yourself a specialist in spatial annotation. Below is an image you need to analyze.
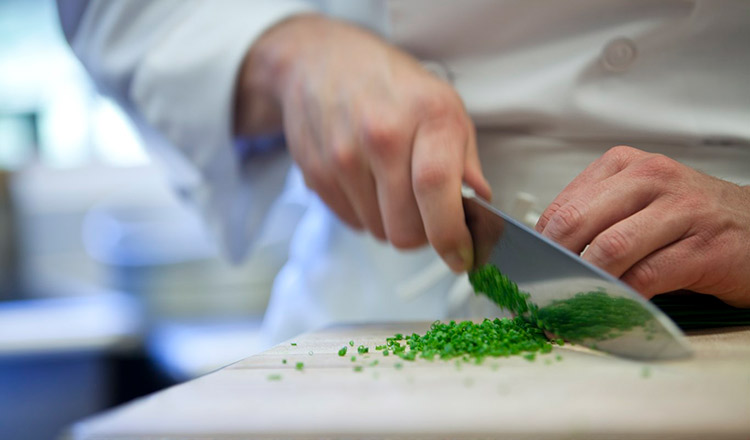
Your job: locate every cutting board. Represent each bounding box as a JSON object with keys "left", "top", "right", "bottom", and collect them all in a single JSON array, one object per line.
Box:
[{"left": 68, "top": 323, "right": 750, "bottom": 439}]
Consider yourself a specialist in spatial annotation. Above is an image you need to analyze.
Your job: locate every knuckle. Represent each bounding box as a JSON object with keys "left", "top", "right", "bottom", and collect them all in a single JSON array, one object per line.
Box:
[
  {"left": 589, "top": 229, "right": 631, "bottom": 267},
  {"left": 416, "top": 88, "right": 463, "bottom": 121},
  {"left": 388, "top": 228, "right": 427, "bottom": 250},
  {"left": 605, "top": 145, "right": 638, "bottom": 161},
  {"left": 413, "top": 162, "right": 450, "bottom": 196},
  {"left": 536, "top": 201, "right": 563, "bottom": 232},
  {"left": 361, "top": 115, "right": 403, "bottom": 158},
  {"left": 602, "top": 145, "right": 640, "bottom": 170},
  {"left": 330, "top": 143, "right": 359, "bottom": 173},
  {"left": 545, "top": 203, "right": 585, "bottom": 242},
  {"left": 632, "top": 154, "right": 681, "bottom": 181},
  {"left": 624, "top": 260, "right": 658, "bottom": 292}
]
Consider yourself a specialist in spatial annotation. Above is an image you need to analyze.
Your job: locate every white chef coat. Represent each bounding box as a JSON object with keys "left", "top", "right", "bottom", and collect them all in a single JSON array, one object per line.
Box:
[{"left": 59, "top": 0, "right": 750, "bottom": 348}]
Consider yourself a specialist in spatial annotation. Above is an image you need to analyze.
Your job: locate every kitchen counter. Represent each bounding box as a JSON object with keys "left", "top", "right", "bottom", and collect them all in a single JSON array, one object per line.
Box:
[{"left": 68, "top": 322, "right": 750, "bottom": 439}]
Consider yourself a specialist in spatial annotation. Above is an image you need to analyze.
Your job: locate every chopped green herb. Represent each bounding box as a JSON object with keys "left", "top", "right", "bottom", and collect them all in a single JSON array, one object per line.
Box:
[
  {"left": 348, "top": 340, "right": 354, "bottom": 347},
  {"left": 556, "top": 354, "right": 563, "bottom": 361},
  {"left": 295, "top": 362, "right": 304, "bottom": 371},
  {"left": 350, "top": 355, "right": 356, "bottom": 362},
  {"left": 338, "top": 346, "right": 347, "bottom": 356},
  {"left": 291, "top": 342, "right": 297, "bottom": 346},
  {"left": 641, "top": 366, "right": 651, "bottom": 378},
  {"left": 282, "top": 359, "right": 287, "bottom": 364},
  {"left": 353, "top": 365, "right": 363, "bottom": 372},
  {"left": 394, "top": 363, "right": 403, "bottom": 370},
  {"left": 357, "top": 345, "right": 369, "bottom": 354},
  {"left": 383, "top": 350, "right": 389, "bottom": 356},
  {"left": 375, "top": 345, "right": 386, "bottom": 351},
  {"left": 383, "top": 318, "right": 551, "bottom": 363},
  {"left": 267, "top": 374, "right": 282, "bottom": 381},
  {"left": 369, "top": 360, "right": 379, "bottom": 367},
  {"left": 523, "top": 353, "right": 536, "bottom": 362}
]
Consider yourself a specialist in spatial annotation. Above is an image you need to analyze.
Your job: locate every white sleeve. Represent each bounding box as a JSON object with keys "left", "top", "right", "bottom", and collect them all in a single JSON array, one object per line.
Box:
[{"left": 58, "top": 0, "right": 315, "bottom": 262}]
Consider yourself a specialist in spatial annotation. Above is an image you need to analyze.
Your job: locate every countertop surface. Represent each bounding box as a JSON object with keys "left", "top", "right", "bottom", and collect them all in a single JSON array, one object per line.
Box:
[{"left": 69, "top": 322, "right": 750, "bottom": 439}]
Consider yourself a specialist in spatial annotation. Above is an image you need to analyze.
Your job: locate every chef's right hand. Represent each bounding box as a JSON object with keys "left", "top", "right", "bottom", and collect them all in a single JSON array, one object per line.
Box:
[{"left": 235, "top": 14, "right": 491, "bottom": 272}]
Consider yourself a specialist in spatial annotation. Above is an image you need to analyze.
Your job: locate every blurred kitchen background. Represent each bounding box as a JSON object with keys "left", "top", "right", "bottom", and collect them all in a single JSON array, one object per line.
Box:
[{"left": 0, "top": 1, "right": 274, "bottom": 438}]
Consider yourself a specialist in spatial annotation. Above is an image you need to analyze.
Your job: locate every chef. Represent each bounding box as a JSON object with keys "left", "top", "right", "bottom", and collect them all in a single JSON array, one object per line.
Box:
[{"left": 59, "top": 0, "right": 750, "bottom": 347}]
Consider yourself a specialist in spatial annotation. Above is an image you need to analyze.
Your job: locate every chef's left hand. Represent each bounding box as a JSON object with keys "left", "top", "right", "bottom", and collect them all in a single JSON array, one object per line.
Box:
[{"left": 535, "top": 145, "right": 750, "bottom": 307}]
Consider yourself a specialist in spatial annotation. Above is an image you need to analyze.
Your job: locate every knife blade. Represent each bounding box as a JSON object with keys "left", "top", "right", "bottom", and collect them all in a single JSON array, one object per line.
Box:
[{"left": 461, "top": 184, "right": 692, "bottom": 360}]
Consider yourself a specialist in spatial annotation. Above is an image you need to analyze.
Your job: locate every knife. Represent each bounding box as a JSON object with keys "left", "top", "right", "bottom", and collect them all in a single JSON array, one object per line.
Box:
[{"left": 461, "top": 184, "right": 692, "bottom": 360}]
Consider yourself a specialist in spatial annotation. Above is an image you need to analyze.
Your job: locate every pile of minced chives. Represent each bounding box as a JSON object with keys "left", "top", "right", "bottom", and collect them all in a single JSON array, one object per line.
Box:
[{"left": 380, "top": 318, "right": 554, "bottom": 363}]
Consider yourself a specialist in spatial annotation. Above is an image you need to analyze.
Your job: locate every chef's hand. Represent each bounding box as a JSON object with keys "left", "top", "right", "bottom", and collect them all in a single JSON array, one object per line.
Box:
[
  {"left": 535, "top": 145, "right": 750, "bottom": 307},
  {"left": 235, "top": 15, "right": 490, "bottom": 272}
]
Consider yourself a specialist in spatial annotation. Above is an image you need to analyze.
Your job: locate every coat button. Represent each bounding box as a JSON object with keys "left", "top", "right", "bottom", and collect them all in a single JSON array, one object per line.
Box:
[{"left": 601, "top": 37, "right": 637, "bottom": 72}]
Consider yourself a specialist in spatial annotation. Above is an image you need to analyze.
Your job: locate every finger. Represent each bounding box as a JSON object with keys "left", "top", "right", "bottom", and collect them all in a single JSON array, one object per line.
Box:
[
  {"left": 539, "top": 173, "right": 658, "bottom": 253},
  {"left": 362, "top": 112, "right": 427, "bottom": 248},
  {"left": 621, "top": 235, "right": 709, "bottom": 299},
  {"left": 326, "top": 134, "right": 386, "bottom": 240},
  {"left": 412, "top": 118, "right": 473, "bottom": 272},
  {"left": 303, "top": 171, "right": 364, "bottom": 230},
  {"left": 582, "top": 200, "right": 691, "bottom": 277},
  {"left": 462, "top": 119, "right": 492, "bottom": 201},
  {"left": 536, "top": 145, "right": 646, "bottom": 232},
  {"left": 290, "top": 119, "right": 364, "bottom": 230}
]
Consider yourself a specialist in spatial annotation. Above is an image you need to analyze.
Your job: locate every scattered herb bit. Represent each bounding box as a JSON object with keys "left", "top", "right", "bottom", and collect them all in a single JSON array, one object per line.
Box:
[
  {"left": 383, "top": 350, "right": 390, "bottom": 356},
  {"left": 641, "top": 366, "right": 651, "bottom": 378},
  {"left": 349, "top": 340, "right": 355, "bottom": 347},
  {"left": 282, "top": 359, "right": 287, "bottom": 364},
  {"left": 353, "top": 365, "right": 363, "bottom": 372},
  {"left": 295, "top": 362, "right": 304, "bottom": 371},
  {"left": 291, "top": 342, "right": 297, "bottom": 346},
  {"left": 350, "top": 356, "right": 356, "bottom": 362},
  {"left": 267, "top": 374, "right": 282, "bottom": 381},
  {"left": 556, "top": 354, "right": 563, "bottom": 362},
  {"left": 523, "top": 353, "right": 536, "bottom": 362},
  {"left": 393, "top": 333, "right": 404, "bottom": 340},
  {"left": 357, "top": 345, "right": 369, "bottom": 354},
  {"left": 338, "top": 346, "right": 347, "bottom": 356},
  {"left": 394, "top": 363, "right": 403, "bottom": 370},
  {"left": 369, "top": 360, "right": 379, "bottom": 367},
  {"left": 375, "top": 345, "right": 386, "bottom": 351}
]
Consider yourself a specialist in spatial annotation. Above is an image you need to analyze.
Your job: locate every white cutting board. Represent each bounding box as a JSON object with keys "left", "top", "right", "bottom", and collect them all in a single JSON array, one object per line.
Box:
[{"left": 69, "top": 323, "right": 750, "bottom": 439}]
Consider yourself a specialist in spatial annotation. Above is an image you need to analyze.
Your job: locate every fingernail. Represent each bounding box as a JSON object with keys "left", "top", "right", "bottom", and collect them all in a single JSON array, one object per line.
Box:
[
  {"left": 445, "top": 248, "right": 473, "bottom": 273},
  {"left": 444, "top": 252, "right": 465, "bottom": 272},
  {"left": 459, "top": 247, "right": 474, "bottom": 271}
]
